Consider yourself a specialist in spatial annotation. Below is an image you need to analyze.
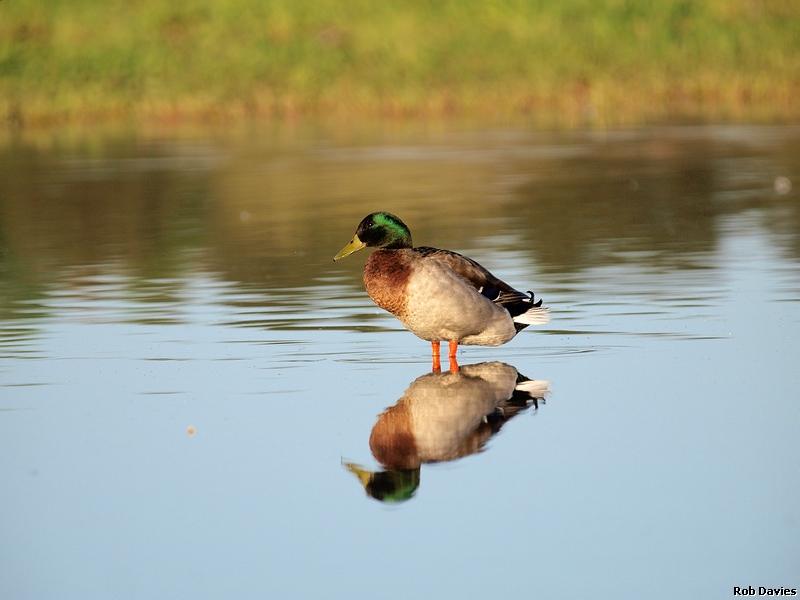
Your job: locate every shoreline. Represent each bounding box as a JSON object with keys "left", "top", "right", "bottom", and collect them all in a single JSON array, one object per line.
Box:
[{"left": 6, "top": 83, "right": 800, "bottom": 131}]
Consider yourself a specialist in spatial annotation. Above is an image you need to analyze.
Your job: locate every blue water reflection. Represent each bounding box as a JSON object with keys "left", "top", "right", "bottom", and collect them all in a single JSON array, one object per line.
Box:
[
  {"left": 345, "top": 362, "right": 548, "bottom": 502},
  {"left": 1, "top": 124, "right": 798, "bottom": 599}
]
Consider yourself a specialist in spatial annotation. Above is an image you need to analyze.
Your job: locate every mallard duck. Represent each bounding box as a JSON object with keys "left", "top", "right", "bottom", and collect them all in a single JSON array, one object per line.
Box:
[
  {"left": 344, "top": 362, "right": 549, "bottom": 502},
  {"left": 368, "top": 362, "right": 549, "bottom": 470},
  {"left": 334, "top": 212, "right": 548, "bottom": 370}
]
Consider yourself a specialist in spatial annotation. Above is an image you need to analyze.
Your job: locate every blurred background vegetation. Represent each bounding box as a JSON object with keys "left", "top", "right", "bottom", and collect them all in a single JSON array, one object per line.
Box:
[
  {"left": 2, "top": 125, "right": 798, "bottom": 322},
  {"left": 2, "top": 0, "right": 799, "bottom": 127}
]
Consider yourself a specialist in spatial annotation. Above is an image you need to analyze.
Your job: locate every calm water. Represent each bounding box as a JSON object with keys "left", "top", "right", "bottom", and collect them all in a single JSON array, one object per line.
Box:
[{"left": 1, "top": 124, "right": 799, "bottom": 599}]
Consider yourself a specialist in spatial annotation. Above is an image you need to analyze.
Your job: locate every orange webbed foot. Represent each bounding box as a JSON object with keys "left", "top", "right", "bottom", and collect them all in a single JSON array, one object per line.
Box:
[{"left": 448, "top": 341, "right": 459, "bottom": 372}]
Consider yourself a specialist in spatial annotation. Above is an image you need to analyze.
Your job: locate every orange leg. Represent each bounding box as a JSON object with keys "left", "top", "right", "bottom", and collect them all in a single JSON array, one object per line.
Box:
[
  {"left": 448, "top": 341, "right": 459, "bottom": 372},
  {"left": 431, "top": 341, "right": 441, "bottom": 372}
]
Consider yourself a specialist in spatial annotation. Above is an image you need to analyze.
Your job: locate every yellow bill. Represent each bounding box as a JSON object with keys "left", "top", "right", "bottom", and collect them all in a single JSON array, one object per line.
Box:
[
  {"left": 333, "top": 234, "right": 366, "bottom": 261},
  {"left": 343, "top": 461, "right": 373, "bottom": 488}
]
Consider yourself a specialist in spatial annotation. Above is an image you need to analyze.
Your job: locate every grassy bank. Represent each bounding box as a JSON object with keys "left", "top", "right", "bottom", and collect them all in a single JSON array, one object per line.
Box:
[{"left": 2, "top": 0, "right": 799, "bottom": 127}]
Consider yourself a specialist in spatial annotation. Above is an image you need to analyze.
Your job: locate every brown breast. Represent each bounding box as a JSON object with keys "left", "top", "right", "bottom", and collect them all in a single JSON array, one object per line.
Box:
[
  {"left": 369, "top": 400, "right": 419, "bottom": 470},
  {"left": 362, "top": 249, "right": 412, "bottom": 318}
]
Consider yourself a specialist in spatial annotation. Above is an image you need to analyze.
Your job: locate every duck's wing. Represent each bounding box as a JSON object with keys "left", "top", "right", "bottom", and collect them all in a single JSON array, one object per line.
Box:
[{"left": 415, "top": 246, "right": 542, "bottom": 308}]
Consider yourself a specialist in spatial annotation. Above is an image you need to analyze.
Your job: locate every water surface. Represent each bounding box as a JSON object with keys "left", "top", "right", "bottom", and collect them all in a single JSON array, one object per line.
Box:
[{"left": 1, "top": 124, "right": 799, "bottom": 599}]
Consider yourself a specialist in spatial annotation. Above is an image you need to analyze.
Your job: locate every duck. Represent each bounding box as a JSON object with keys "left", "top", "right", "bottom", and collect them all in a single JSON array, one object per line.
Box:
[
  {"left": 344, "top": 362, "right": 549, "bottom": 502},
  {"left": 333, "top": 212, "right": 548, "bottom": 371},
  {"left": 368, "top": 362, "right": 549, "bottom": 470}
]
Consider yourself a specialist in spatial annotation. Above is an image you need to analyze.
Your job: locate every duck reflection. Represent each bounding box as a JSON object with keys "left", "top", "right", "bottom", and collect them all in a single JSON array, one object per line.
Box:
[{"left": 345, "top": 362, "right": 549, "bottom": 503}]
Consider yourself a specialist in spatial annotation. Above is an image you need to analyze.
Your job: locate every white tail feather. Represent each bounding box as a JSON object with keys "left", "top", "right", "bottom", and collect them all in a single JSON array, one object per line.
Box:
[
  {"left": 512, "top": 305, "right": 550, "bottom": 326},
  {"left": 515, "top": 379, "right": 550, "bottom": 398}
]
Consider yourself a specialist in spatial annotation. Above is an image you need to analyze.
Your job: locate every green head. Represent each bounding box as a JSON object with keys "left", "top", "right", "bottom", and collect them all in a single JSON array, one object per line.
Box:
[
  {"left": 333, "top": 212, "right": 412, "bottom": 261},
  {"left": 343, "top": 462, "right": 420, "bottom": 503}
]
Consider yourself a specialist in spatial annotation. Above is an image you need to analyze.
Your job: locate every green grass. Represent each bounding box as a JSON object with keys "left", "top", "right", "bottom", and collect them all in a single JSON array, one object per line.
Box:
[{"left": 2, "top": 0, "right": 799, "bottom": 126}]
